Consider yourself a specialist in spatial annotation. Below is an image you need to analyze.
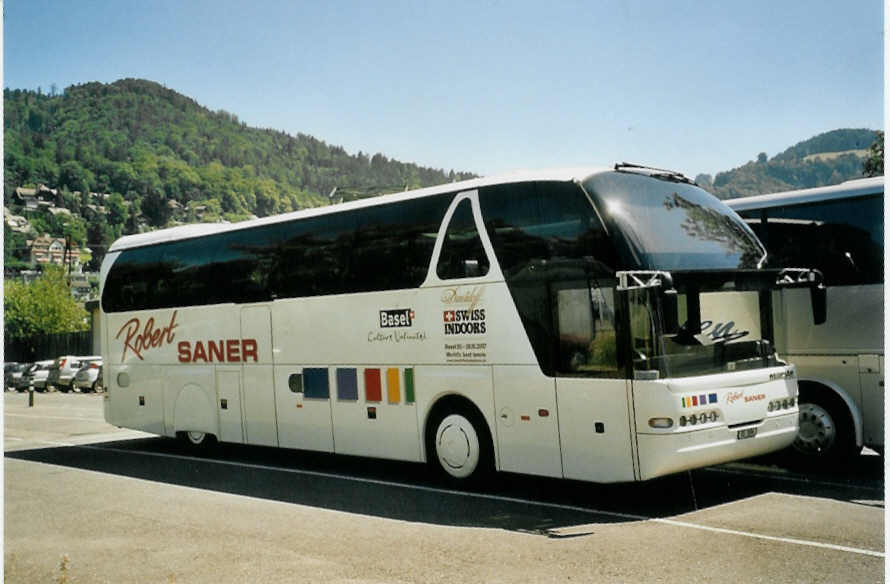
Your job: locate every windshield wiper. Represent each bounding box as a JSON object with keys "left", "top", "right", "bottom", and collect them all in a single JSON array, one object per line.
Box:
[{"left": 614, "top": 162, "right": 693, "bottom": 184}]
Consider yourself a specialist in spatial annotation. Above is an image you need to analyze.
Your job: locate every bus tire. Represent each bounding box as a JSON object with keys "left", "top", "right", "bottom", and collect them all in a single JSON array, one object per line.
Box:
[
  {"left": 178, "top": 431, "right": 217, "bottom": 452},
  {"left": 793, "top": 385, "right": 859, "bottom": 465},
  {"left": 425, "top": 400, "right": 493, "bottom": 485}
]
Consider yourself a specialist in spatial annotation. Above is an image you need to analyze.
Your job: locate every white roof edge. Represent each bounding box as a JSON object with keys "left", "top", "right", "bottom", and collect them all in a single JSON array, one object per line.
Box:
[
  {"left": 726, "top": 176, "right": 884, "bottom": 211},
  {"left": 108, "top": 166, "right": 612, "bottom": 252}
]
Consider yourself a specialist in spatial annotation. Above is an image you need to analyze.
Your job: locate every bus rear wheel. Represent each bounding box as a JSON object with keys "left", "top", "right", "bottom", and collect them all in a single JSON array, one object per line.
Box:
[
  {"left": 178, "top": 431, "right": 217, "bottom": 452},
  {"left": 426, "top": 404, "right": 493, "bottom": 485}
]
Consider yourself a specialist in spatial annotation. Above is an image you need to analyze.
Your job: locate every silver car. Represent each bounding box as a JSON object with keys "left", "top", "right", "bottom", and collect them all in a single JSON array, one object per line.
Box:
[
  {"left": 29, "top": 360, "right": 55, "bottom": 391},
  {"left": 48, "top": 355, "right": 101, "bottom": 392},
  {"left": 73, "top": 359, "right": 103, "bottom": 392}
]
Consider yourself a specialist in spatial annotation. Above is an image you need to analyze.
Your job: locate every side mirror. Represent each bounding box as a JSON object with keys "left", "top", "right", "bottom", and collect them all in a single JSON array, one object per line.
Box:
[{"left": 660, "top": 291, "right": 679, "bottom": 334}]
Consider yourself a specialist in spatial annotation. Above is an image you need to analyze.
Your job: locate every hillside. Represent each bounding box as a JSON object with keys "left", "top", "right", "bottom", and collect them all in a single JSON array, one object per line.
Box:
[
  {"left": 698, "top": 129, "right": 878, "bottom": 199},
  {"left": 3, "top": 79, "right": 881, "bottom": 273},
  {"left": 4, "top": 79, "right": 475, "bottom": 227}
]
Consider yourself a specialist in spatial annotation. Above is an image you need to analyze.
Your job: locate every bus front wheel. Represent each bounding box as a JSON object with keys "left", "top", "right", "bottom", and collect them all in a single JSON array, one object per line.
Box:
[{"left": 426, "top": 404, "right": 493, "bottom": 484}]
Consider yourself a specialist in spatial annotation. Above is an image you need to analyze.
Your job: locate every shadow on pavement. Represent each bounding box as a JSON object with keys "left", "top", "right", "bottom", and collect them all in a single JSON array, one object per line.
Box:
[{"left": 6, "top": 437, "right": 883, "bottom": 535}]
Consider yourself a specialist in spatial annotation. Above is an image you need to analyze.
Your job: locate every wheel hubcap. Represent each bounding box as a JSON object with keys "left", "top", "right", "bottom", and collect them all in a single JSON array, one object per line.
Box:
[
  {"left": 187, "top": 431, "right": 206, "bottom": 445},
  {"left": 794, "top": 403, "right": 836, "bottom": 455},
  {"left": 436, "top": 414, "right": 480, "bottom": 478}
]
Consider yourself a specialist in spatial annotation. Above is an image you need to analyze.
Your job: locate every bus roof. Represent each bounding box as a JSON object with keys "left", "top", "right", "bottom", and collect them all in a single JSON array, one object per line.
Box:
[
  {"left": 107, "top": 166, "right": 614, "bottom": 252},
  {"left": 725, "top": 176, "right": 884, "bottom": 213}
]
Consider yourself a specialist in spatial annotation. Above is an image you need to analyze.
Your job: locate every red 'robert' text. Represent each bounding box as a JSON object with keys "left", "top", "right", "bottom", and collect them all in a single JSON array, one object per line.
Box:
[{"left": 116, "top": 311, "right": 179, "bottom": 362}]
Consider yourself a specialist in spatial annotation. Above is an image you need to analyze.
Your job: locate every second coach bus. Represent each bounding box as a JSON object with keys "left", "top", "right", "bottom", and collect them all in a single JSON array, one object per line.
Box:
[
  {"left": 100, "top": 164, "right": 823, "bottom": 484},
  {"left": 728, "top": 177, "right": 884, "bottom": 462}
]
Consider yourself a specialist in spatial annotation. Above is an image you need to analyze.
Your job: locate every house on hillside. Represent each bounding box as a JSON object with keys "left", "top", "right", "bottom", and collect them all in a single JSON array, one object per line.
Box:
[
  {"left": 4, "top": 207, "right": 31, "bottom": 234},
  {"left": 12, "top": 185, "right": 59, "bottom": 209},
  {"left": 27, "top": 234, "right": 81, "bottom": 270}
]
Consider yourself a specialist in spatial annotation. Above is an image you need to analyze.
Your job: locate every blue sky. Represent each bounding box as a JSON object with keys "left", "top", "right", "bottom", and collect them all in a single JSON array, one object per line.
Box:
[{"left": 4, "top": 0, "right": 883, "bottom": 179}]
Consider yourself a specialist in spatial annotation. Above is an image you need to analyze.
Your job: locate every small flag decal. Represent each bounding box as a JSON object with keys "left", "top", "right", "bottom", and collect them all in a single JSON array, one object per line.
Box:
[{"left": 682, "top": 392, "right": 720, "bottom": 408}]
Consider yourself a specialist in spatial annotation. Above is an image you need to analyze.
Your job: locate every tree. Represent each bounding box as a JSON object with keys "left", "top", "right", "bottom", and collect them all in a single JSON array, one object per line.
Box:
[
  {"left": 863, "top": 130, "right": 883, "bottom": 177},
  {"left": 4, "top": 265, "right": 89, "bottom": 339},
  {"left": 106, "top": 192, "right": 128, "bottom": 226}
]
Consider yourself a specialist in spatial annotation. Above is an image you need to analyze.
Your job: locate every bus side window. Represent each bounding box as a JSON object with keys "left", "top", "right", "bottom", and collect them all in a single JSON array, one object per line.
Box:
[
  {"left": 760, "top": 196, "right": 883, "bottom": 286},
  {"left": 436, "top": 198, "right": 490, "bottom": 280}
]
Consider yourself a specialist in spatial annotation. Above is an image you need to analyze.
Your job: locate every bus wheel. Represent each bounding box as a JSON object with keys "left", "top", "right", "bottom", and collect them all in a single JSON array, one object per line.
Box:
[
  {"left": 793, "top": 393, "right": 856, "bottom": 464},
  {"left": 178, "top": 431, "right": 217, "bottom": 451},
  {"left": 426, "top": 405, "right": 492, "bottom": 484}
]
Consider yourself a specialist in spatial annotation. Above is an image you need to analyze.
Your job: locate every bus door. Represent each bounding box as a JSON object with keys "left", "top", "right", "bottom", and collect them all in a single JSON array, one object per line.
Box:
[
  {"left": 240, "top": 306, "right": 278, "bottom": 446},
  {"left": 552, "top": 283, "right": 636, "bottom": 482},
  {"left": 493, "top": 366, "right": 561, "bottom": 477}
]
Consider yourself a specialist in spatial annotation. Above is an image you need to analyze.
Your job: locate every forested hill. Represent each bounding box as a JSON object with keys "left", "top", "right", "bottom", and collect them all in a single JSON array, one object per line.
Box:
[
  {"left": 697, "top": 128, "right": 878, "bottom": 199},
  {"left": 3, "top": 78, "right": 475, "bottom": 225},
  {"left": 3, "top": 78, "right": 880, "bottom": 246}
]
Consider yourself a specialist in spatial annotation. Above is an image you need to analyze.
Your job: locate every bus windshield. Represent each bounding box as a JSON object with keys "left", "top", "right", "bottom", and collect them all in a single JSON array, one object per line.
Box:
[
  {"left": 625, "top": 284, "right": 782, "bottom": 380},
  {"left": 583, "top": 172, "right": 765, "bottom": 271}
]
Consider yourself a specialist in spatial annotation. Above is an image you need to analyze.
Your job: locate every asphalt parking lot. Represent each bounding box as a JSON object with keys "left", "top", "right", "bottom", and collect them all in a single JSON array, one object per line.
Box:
[{"left": 4, "top": 392, "right": 885, "bottom": 583}]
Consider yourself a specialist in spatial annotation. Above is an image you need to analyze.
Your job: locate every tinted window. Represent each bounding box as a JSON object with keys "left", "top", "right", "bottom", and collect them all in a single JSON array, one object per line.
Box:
[
  {"left": 480, "top": 181, "right": 617, "bottom": 277},
  {"left": 349, "top": 195, "right": 452, "bottom": 291},
  {"left": 479, "top": 181, "right": 620, "bottom": 376},
  {"left": 584, "top": 172, "right": 764, "bottom": 270},
  {"left": 103, "top": 194, "right": 452, "bottom": 312},
  {"left": 271, "top": 211, "right": 357, "bottom": 298},
  {"left": 739, "top": 194, "right": 883, "bottom": 286},
  {"left": 436, "top": 198, "right": 490, "bottom": 280}
]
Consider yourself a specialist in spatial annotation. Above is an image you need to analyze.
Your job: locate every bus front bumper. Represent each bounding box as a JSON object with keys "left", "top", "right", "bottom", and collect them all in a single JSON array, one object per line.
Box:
[{"left": 636, "top": 411, "right": 797, "bottom": 481}]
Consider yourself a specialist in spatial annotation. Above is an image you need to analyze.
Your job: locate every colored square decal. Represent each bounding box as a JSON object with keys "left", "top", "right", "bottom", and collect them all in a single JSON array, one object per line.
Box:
[
  {"left": 386, "top": 368, "right": 401, "bottom": 404},
  {"left": 681, "top": 397, "right": 687, "bottom": 408},
  {"left": 336, "top": 368, "right": 358, "bottom": 401},
  {"left": 692, "top": 395, "right": 698, "bottom": 406},
  {"left": 364, "top": 368, "right": 382, "bottom": 402},
  {"left": 404, "top": 368, "right": 415, "bottom": 404},
  {"left": 303, "top": 368, "right": 330, "bottom": 399},
  {"left": 709, "top": 393, "right": 718, "bottom": 404}
]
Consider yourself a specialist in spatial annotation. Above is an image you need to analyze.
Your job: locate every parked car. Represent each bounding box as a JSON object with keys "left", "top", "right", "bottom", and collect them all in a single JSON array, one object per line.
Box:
[
  {"left": 5, "top": 362, "right": 31, "bottom": 391},
  {"left": 73, "top": 358, "right": 103, "bottom": 392},
  {"left": 29, "top": 360, "right": 55, "bottom": 391},
  {"left": 11, "top": 363, "right": 36, "bottom": 392},
  {"left": 5, "top": 362, "right": 20, "bottom": 390},
  {"left": 47, "top": 355, "right": 101, "bottom": 392}
]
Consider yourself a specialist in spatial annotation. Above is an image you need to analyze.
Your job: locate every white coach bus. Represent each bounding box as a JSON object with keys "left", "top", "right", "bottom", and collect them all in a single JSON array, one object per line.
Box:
[
  {"left": 727, "top": 176, "right": 884, "bottom": 461},
  {"left": 100, "top": 164, "right": 823, "bottom": 484}
]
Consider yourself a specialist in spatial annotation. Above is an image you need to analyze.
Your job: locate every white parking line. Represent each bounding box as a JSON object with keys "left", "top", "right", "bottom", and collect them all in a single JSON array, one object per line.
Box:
[
  {"left": 52, "top": 442, "right": 882, "bottom": 558},
  {"left": 654, "top": 518, "right": 885, "bottom": 558}
]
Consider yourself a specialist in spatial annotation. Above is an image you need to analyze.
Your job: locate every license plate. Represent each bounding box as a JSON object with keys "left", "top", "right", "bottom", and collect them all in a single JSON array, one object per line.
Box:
[{"left": 737, "top": 428, "right": 757, "bottom": 440}]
